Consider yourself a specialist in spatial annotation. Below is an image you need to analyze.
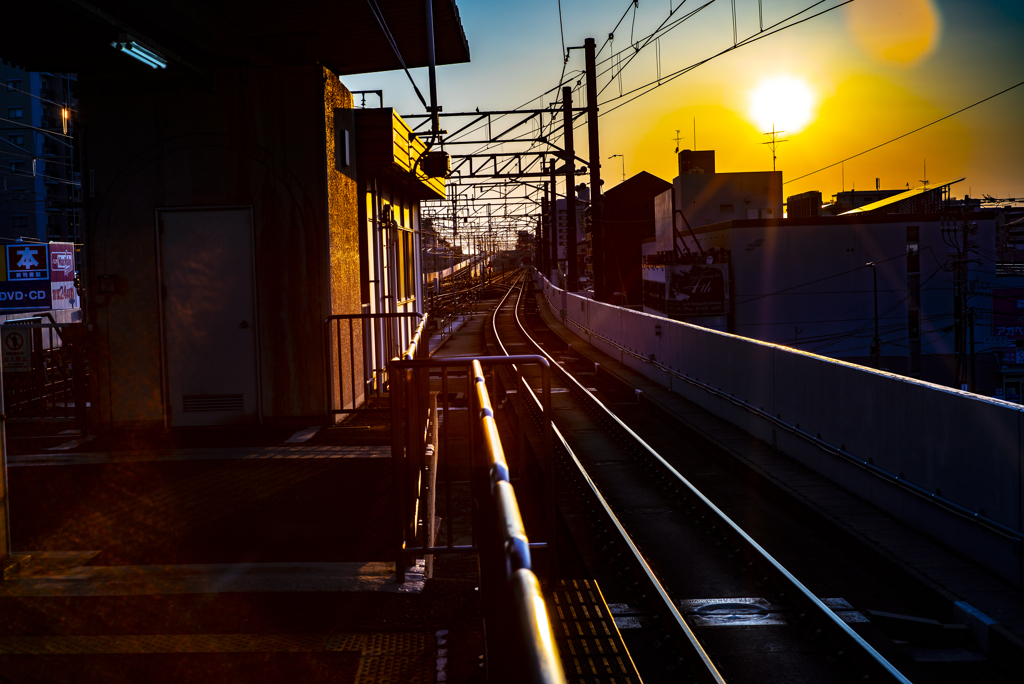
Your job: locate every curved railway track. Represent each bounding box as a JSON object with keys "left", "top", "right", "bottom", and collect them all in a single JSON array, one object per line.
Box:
[{"left": 485, "top": 272, "right": 915, "bottom": 684}]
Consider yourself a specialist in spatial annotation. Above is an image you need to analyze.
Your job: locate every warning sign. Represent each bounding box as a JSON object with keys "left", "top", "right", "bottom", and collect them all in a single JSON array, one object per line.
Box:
[{"left": 2, "top": 328, "right": 31, "bottom": 372}]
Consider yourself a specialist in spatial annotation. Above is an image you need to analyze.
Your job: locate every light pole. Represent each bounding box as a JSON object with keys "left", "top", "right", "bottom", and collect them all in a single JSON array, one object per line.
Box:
[
  {"left": 608, "top": 154, "right": 625, "bottom": 182},
  {"left": 866, "top": 262, "right": 880, "bottom": 369}
]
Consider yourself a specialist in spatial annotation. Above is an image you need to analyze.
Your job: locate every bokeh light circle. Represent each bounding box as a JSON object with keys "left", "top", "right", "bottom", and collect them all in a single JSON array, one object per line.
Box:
[{"left": 845, "top": 0, "right": 942, "bottom": 65}]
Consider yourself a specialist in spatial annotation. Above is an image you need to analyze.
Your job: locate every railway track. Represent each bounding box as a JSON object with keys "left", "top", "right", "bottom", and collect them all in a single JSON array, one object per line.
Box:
[{"left": 484, "top": 273, "right": 918, "bottom": 684}]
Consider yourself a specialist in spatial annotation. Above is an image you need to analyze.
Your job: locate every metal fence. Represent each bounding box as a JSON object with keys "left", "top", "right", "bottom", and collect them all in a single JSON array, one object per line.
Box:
[
  {"left": 389, "top": 350, "right": 563, "bottom": 684},
  {"left": 1, "top": 317, "right": 88, "bottom": 428},
  {"left": 323, "top": 309, "right": 424, "bottom": 415}
]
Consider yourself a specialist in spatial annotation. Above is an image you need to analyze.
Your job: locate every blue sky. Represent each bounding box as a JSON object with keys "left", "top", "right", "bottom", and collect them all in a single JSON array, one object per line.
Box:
[{"left": 344, "top": 0, "right": 1024, "bottom": 200}]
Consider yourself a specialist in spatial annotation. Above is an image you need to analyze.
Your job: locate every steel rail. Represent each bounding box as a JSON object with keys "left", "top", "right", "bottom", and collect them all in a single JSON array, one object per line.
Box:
[
  {"left": 553, "top": 290, "right": 1024, "bottom": 548},
  {"left": 488, "top": 277, "right": 726, "bottom": 683},
  {"left": 495, "top": 276, "right": 913, "bottom": 684}
]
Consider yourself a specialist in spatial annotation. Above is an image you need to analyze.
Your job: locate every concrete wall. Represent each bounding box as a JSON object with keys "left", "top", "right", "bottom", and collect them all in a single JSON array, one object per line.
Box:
[
  {"left": 643, "top": 214, "right": 1000, "bottom": 392},
  {"left": 676, "top": 171, "right": 783, "bottom": 228},
  {"left": 540, "top": 274, "right": 1024, "bottom": 586},
  {"left": 83, "top": 65, "right": 357, "bottom": 428}
]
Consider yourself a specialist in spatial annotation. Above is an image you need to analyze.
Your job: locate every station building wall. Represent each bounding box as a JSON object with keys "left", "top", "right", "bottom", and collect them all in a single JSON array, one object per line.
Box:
[{"left": 82, "top": 65, "right": 361, "bottom": 428}]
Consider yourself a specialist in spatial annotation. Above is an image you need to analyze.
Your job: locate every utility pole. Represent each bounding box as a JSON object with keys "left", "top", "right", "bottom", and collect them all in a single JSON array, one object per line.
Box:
[
  {"left": 548, "top": 159, "right": 558, "bottom": 277},
  {"left": 584, "top": 37, "right": 604, "bottom": 301},
  {"left": 867, "top": 262, "right": 880, "bottom": 369},
  {"left": 962, "top": 220, "right": 971, "bottom": 389},
  {"left": 540, "top": 187, "right": 549, "bottom": 274},
  {"left": 562, "top": 86, "right": 578, "bottom": 292},
  {"left": 969, "top": 307, "right": 976, "bottom": 392}
]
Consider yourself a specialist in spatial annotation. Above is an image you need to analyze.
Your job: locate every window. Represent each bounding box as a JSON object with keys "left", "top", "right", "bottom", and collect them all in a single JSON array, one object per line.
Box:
[
  {"left": 720, "top": 204, "right": 734, "bottom": 215},
  {"left": 906, "top": 243, "right": 919, "bottom": 273},
  {"left": 906, "top": 226, "right": 919, "bottom": 242},
  {"left": 12, "top": 215, "right": 27, "bottom": 229},
  {"left": 397, "top": 229, "right": 416, "bottom": 302},
  {"left": 8, "top": 134, "right": 24, "bottom": 146},
  {"left": 8, "top": 107, "right": 23, "bottom": 119},
  {"left": 6, "top": 79, "right": 20, "bottom": 92},
  {"left": 46, "top": 216, "right": 62, "bottom": 238},
  {"left": 10, "top": 161, "right": 25, "bottom": 173}
]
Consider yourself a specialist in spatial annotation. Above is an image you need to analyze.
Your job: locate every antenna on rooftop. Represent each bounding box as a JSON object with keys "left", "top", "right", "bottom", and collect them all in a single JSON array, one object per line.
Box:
[
  {"left": 761, "top": 123, "right": 788, "bottom": 172},
  {"left": 673, "top": 130, "right": 684, "bottom": 154},
  {"left": 920, "top": 159, "right": 928, "bottom": 188}
]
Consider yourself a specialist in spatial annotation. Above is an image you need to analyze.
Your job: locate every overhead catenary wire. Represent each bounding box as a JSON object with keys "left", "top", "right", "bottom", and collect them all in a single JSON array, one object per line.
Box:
[
  {"left": 785, "top": 78, "right": 1024, "bottom": 185},
  {"left": 596, "top": 0, "right": 856, "bottom": 117},
  {"left": 364, "top": 0, "right": 429, "bottom": 110},
  {"left": 426, "top": 0, "right": 883, "bottom": 248}
]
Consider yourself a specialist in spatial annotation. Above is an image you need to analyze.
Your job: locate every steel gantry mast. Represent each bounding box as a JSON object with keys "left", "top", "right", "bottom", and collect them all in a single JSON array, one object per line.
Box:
[{"left": 402, "top": 36, "right": 603, "bottom": 294}]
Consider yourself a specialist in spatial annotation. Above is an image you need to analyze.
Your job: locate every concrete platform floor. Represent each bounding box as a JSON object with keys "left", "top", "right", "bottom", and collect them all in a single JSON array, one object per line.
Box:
[{"left": 1, "top": 423, "right": 484, "bottom": 684}]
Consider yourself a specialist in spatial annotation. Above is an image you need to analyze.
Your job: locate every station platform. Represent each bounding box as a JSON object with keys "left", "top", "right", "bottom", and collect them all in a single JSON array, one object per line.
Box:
[{"left": 1, "top": 422, "right": 484, "bottom": 683}]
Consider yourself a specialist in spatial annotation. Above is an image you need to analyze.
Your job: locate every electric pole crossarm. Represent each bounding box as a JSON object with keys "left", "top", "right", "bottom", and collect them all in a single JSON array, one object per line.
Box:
[
  {"left": 449, "top": 150, "right": 590, "bottom": 166},
  {"left": 402, "top": 108, "right": 587, "bottom": 117},
  {"left": 491, "top": 111, "right": 542, "bottom": 142}
]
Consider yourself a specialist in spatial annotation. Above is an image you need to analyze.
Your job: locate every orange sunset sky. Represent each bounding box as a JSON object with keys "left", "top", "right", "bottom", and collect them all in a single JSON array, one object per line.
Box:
[{"left": 345, "top": 0, "right": 1024, "bottom": 205}]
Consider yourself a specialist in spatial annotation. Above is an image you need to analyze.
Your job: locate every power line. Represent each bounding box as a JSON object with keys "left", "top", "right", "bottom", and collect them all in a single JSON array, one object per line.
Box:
[
  {"left": 557, "top": 0, "right": 569, "bottom": 65},
  {"left": 785, "top": 78, "right": 1024, "bottom": 185},
  {"left": 2, "top": 80, "right": 78, "bottom": 115},
  {"left": 597, "top": 0, "right": 855, "bottom": 117},
  {"left": 735, "top": 251, "right": 905, "bottom": 306},
  {"left": 364, "top": 0, "right": 429, "bottom": 110}
]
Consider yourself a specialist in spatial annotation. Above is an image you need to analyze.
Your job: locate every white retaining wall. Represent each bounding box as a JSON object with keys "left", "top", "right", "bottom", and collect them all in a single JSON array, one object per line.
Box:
[{"left": 539, "top": 274, "right": 1024, "bottom": 586}]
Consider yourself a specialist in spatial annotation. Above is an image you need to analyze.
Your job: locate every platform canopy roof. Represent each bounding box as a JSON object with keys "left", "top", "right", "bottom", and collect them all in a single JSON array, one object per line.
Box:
[
  {"left": 840, "top": 178, "right": 965, "bottom": 215},
  {"left": 1, "top": 0, "right": 470, "bottom": 76}
]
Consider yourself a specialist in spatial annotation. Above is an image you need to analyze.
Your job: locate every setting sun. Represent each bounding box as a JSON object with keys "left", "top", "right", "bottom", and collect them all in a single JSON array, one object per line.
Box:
[{"left": 748, "top": 76, "right": 816, "bottom": 135}]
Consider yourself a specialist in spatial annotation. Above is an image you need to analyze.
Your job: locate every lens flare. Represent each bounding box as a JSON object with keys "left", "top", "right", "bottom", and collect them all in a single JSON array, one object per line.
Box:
[
  {"left": 748, "top": 76, "right": 816, "bottom": 134},
  {"left": 845, "top": 0, "right": 942, "bottom": 65}
]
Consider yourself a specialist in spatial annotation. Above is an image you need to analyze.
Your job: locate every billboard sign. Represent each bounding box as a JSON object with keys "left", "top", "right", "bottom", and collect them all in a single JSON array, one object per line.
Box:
[
  {"left": 992, "top": 288, "right": 1024, "bottom": 340},
  {"left": 49, "top": 242, "right": 78, "bottom": 310},
  {"left": 7, "top": 244, "right": 48, "bottom": 281},
  {"left": 0, "top": 244, "right": 51, "bottom": 312},
  {"left": 665, "top": 259, "right": 730, "bottom": 316}
]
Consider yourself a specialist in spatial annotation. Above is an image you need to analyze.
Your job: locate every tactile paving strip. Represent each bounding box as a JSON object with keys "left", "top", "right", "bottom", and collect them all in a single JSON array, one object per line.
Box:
[
  {"left": 548, "top": 579, "right": 641, "bottom": 684},
  {"left": 0, "top": 632, "right": 433, "bottom": 684},
  {"left": 355, "top": 654, "right": 433, "bottom": 684}
]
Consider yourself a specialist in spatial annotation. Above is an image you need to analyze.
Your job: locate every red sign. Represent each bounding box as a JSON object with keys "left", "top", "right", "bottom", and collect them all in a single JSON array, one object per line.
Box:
[{"left": 992, "top": 289, "right": 1024, "bottom": 340}]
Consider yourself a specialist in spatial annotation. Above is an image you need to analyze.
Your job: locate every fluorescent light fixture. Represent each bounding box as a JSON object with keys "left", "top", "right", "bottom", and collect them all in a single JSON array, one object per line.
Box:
[{"left": 110, "top": 37, "right": 167, "bottom": 69}]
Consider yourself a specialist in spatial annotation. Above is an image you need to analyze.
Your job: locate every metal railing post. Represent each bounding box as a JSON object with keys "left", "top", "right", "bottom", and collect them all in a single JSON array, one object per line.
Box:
[
  {"left": 386, "top": 354, "right": 564, "bottom": 683},
  {"left": 390, "top": 359, "right": 407, "bottom": 583},
  {"left": 542, "top": 364, "right": 555, "bottom": 586}
]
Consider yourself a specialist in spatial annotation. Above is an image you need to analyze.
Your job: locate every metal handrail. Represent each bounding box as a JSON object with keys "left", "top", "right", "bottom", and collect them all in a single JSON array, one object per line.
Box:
[
  {"left": 402, "top": 312, "right": 429, "bottom": 360},
  {"left": 322, "top": 310, "right": 422, "bottom": 415},
  {"left": 388, "top": 352, "right": 561, "bottom": 683},
  {"left": 470, "top": 358, "right": 565, "bottom": 684}
]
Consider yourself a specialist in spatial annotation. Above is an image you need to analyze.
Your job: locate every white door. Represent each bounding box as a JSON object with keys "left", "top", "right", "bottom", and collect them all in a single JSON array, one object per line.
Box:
[{"left": 159, "top": 208, "right": 259, "bottom": 426}]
